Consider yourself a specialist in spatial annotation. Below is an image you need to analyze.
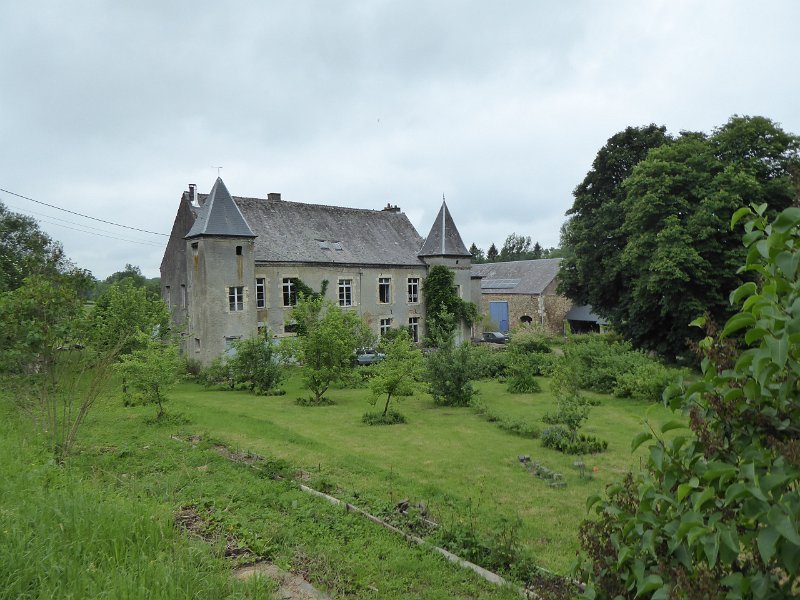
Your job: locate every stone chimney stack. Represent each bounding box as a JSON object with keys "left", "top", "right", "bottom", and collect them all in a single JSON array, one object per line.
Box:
[{"left": 268, "top": 193, "right": 282, "bottom": 201}]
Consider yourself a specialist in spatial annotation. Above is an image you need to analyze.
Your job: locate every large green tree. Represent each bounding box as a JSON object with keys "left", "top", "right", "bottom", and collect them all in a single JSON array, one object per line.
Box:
[
  {"left": 0, "top": 202, "right": 67, "bottom": 293},
  {"left": 558, "top": 124, "right": 672, "bottom": 315},
  {"left": 560, "top": 116, "right": 800, "bottom": 357}
]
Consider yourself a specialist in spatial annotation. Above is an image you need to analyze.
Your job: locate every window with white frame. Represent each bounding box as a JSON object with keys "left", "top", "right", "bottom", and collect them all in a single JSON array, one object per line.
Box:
[
  {"left": 338, "top": 278, "right": 353, "bottom": 307},
  {"left": 380, "top": 317, "right": 392, "bottom": 336},
  {"left": 228, "top": 286, "right": 244, "bottom": 311},
  {"left": 256, "top": 278, "right": 266, "bottom": 309},
  {"left": 408, "top": 317, "right": 419, "bottom": 343},
  {"left": 282, "top": 278, "right": 297, "bottom": 306},
  {"left": 378, "top": 277, "right": 391, "bottom": 304},
  {"left": 407, "top": 277, "right": 419, "bottom": 303}
]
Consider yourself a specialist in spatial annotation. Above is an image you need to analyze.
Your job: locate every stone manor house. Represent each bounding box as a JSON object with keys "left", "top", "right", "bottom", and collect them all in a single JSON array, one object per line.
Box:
[{"left": 160, "top": 178, "right": 479, "bottom": 364}]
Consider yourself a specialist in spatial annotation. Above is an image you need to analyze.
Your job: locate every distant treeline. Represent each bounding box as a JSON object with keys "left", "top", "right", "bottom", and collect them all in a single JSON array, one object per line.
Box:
[{"left": 469, "top": 233, "right": 562, "bottom": 264}]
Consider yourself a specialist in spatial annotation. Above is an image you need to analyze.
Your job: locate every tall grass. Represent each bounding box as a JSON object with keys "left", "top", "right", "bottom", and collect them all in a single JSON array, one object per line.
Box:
[{"left": 0, "top": 405, "right": 272, "bottom": 600}]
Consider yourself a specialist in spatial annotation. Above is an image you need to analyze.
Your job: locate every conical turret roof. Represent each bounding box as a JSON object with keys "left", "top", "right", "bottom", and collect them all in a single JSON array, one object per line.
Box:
[
  {"left": 185, "top": 178, "right": 256, "bottom": 239},
  {"left": 418, "top": 201, "right": 471, "bottom": 257}
]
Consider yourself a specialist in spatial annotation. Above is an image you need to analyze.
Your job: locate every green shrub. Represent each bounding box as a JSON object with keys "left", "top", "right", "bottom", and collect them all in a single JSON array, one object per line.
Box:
[
  {"left": 612, "top": 360, "right": 675, "bottom": 402},
  {"left": 361, "top": 409, "right": 407, "bottom": 425},
  {"left": 497, "top": 418, "right": 540, "bottom": 439},
  {"left": 425, "top": 342, "right": 476, "bottom": 407},
  {"left": 229, "top": 334, "right": 284, "bottom": 394},
  {"left": 508, "top": 327, "right": 552, "bottom": 354},
  {"left": 506, "top": 352, "right": 543, "bottom": 393},
  {"left": 541, "top": 425, "right": 607, "bottom": 454},
  {"left": 563, "top": 334, "right": 680, "bottom": 401},
  {"left": 469, "top": 345, "right": 509, "bottom": 379},
  {"left": 198, "top": 356, "right": 234, "bottom": 389},
  {"left": 294, "top": 395, "right": 335, "bottom": 406}
]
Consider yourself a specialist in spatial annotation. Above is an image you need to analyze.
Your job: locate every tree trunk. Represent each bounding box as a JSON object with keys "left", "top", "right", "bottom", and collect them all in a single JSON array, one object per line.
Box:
[{"left": 382, "top": 392, "right": 393, "bottom": 416}]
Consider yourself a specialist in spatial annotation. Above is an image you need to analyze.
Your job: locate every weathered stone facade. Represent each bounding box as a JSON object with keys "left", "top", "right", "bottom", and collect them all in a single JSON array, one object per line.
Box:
[
  {"left": 161, "top": 179, "right": 477, "bottom": 364},
  {"left": 472, "top": 260, "right": 577, "bottom": 336}
]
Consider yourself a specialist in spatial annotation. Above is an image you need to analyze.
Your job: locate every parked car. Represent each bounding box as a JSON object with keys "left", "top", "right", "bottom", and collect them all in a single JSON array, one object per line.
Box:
[
  {"left": 482, "top": 331, "right": 510, "bottom": 344},
  {"left": 355, "top": 348, "right": 386, "bottom": 365}
]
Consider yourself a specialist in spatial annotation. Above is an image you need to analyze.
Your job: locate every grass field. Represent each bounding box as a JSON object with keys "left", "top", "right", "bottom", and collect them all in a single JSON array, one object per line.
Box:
[
  {"left": 84, "top": 370, "right": 675, "bottom": 575},
  {"left": 3, "top": 367, "right": 679, "bottom": 598}
]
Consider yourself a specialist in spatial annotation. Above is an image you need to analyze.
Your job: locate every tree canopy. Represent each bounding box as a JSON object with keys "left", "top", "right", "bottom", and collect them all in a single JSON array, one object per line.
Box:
[
  {"left": 560, "top": 116, "right": 800, "bottom": 357},
  {"left": 0, "top": 201, "right": 91, "bottom": 295}
]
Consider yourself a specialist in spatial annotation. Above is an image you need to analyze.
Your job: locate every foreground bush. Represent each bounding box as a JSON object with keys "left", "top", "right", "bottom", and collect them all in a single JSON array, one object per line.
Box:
[
  {"left": 0, "top": 407, "right": 268, "bottom": 599},
  {"left": 426, "top": 341, "right": 476, "bottom": 406},
  {"left": 577, "top": 206, "right": 800, "bottom": 599}
]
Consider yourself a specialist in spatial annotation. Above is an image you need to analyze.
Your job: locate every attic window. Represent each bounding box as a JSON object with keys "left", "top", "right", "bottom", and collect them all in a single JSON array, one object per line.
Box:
[
  {"left": 317, "top": 240, "right": 343, "bottom": 251},
  {"left": 236, "top": 246, "right": 243, "bottom": 256}
]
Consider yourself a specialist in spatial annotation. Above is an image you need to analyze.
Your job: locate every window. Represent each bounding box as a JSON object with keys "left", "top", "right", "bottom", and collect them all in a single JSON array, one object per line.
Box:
[
  {"left": 378, "top": 277, "right": 391, "bottom": 304},
  {"left": 165, "top": 286, "right": 171, "bottom": 307},
  {"left": 180, "top": 284, "right": 187, "bottom": 309},
  {"left": 380, "top": 317, "right": 392, "bottom": 336},
  {"left": 235, "top": 245, "right": 242, "bottom": 256},
  {"left": 408, "top": 317, "right": 419, "bottom": 343},
  {"left": 338, "top": 278, "right": 353, "bottom": 307},
  {"left": 407, "top": 277, "right": 419, "bottom": 303},
  {"left": 228, "top": 286, "right": 244, "bottom": 311},
  {"left": 256, "top": 278, "right": 266, "bottom": 309},
  {"left": 282, "top": 278, "right": 297, "bottom": 306},
  {"left": 194, "top": 338, "right": 201, "bottom": 353},
  {"left": 224, "top": 336, "right": 240, "bottom": 349}
]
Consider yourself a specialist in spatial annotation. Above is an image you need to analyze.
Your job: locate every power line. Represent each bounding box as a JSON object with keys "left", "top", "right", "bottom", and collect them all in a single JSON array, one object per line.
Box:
[
  {"left": 0, "top": 186, "right": 170, "bottom": 236},
  {"left": 29, "top": 214, "right": 164, "bottom": 247},
  {"left": 5, "top": 201, "right": 159, "bottom": 240}
]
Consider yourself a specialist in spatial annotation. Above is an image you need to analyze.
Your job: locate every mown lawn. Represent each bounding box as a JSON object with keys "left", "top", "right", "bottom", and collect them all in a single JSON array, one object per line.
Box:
[{"left": 100, "top": 369, "right": 678, "bottom": 576}]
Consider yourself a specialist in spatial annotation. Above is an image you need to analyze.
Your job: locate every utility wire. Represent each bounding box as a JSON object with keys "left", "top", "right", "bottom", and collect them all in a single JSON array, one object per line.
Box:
[
  {"left": 29, "top": 215, "right": 164, "bottom": 247},
  {"left": 6, "top": 201, "right": 159, "bottom": 240},
  {"left": 0, "top": 186, "right": 170, "bottom": 236}
]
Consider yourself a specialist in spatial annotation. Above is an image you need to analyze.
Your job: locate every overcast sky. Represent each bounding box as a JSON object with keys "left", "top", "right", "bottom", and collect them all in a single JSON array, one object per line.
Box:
[{"left": 1, "top": 1, "right": 798, "bottom": 279}]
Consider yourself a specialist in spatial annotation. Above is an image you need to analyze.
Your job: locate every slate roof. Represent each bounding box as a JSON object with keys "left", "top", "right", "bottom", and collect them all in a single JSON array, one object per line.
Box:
[
  {"left": 186, "top": 188, "right": 427, "bottom": 265},
  {"left": 471, "top": 259, "right": 562, "bottom": 295},
  {"left": 418, "top": 201, "right": 471, "bottom": 257},
  {"left": 185, "top": 178, "right": 256, "bottom": 239},
  {"left": 565, "top": 304, "right": 607, "bottom": 324}
]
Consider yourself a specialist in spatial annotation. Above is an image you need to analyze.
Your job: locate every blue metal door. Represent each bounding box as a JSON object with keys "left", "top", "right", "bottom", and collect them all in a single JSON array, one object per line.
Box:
[{"left": 489, "top": 301, "right": 509, "bottom": 333}]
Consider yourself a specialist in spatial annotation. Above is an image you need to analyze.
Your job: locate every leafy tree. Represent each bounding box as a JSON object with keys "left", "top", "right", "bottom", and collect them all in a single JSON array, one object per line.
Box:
[
  {"left": 558, "top": 124, "right": 672, "bottom": 316},
  {"left": 530, "top": 241, "right": 543, "bottom": 259},
  {"left": 424, "top": 311, "right": 476, "bottom": 406},
  {"left": 498, "top": 232, "right": 532, "bottom": 261},
  {"left": 486, "top": 243, "right": 499, "bottom": 262},
  {"left": 229, "top": 331, "right": 283, "bottom": 394},
  {"left": 115, "top": 334, "right": 183, "bottom": 420},
  {"left": 0, "top": 274, "right": 118, "bottom": 462},
  {"left": 366, "top": 329, "right": 423, "bottom": 422},
  {"left": 104, "top": 263, "right": 146, "bottom": 288},
  {"left": 560, "top": 116, "right": 800, "bottom": 357},
  {"left": 87, "top": 280, "right": 170, "bottom": 356},
  {"left": 577, "top": 205, "right": 800, "bottom": 599},
  {"left": 468, "top": 243, "right": 485, "bottom": 263},
  {"left": 288, "top": 296, "right": 371, "bottom": 404},
  {"left": 0, "top": 202, "right": 72, "bottom": 293},
  {"left": 422, "top": 265, "right": 477, "bottom": 343}
]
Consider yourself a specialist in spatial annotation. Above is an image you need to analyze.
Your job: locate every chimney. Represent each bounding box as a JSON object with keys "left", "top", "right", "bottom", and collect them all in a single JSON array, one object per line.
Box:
[
  {"left": 188, "top": 183, "right": 198, "bottom": 206},
  {"left": 268, "top": 192, "right": 282, "bottom": 201},
  {"left": 382, "top": 203, "right": 400, "bottom": 213}
]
